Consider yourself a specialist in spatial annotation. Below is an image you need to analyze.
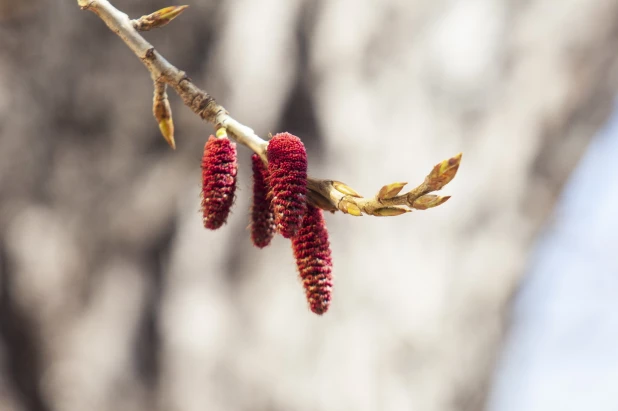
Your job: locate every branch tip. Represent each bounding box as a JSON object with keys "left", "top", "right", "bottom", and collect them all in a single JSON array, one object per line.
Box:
[
  {"left": 134, "top": 5, "right": 189, "bottom": 31},
  {"left": 425, "top": 153, "right": 462, "bottom": 192}
]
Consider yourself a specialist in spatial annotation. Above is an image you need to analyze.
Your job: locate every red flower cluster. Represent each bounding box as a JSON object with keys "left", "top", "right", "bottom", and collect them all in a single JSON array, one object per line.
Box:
[
  {"left": 201, "top": 135, "right": 237, "bottom": 230},
  {"left": 291, "top": 204, "right": 333, "bottom": 315},
  {"left": 250, "top": 154, "right": 275, "bottom": 248},
  {"left": 201, "top": 131, "right": 333, "bottom": 315},
  {"left": 266, "top": 132, "right": 308, "bottom": 238}
]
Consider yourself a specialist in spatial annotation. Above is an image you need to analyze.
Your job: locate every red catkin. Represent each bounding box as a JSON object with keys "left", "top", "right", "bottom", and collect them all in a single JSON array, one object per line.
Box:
[
  {"left": 201, "top": 135, "right": 237, "bottom": 230},
  {"left": 250, "top": 154, "right": 275, "bottom": 248},
  {"left": 266, "top": 132, "right": 308, "bottom": 238},
  {"left": 291, "top": 204, "right": 333, "bottom": 315}
]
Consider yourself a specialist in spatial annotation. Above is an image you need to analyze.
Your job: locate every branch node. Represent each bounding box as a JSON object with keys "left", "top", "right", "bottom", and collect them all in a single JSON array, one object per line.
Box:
[{"left": 178, "top": 72, "right": 189, "bottom": 84}]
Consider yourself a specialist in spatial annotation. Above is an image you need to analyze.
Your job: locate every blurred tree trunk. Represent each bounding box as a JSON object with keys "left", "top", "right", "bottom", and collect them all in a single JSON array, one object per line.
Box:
[{"left": 0, "top": 1, "right": 617, "bottom": 411}]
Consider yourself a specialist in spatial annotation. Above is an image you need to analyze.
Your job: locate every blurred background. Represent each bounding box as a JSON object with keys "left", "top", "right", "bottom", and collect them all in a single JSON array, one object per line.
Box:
[{"left": 0, "top": 0, "right": 617, "bottom": 410}]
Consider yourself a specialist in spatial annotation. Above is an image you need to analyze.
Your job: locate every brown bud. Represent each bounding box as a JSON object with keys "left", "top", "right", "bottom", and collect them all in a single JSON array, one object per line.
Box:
[
  {"left": 153, "top": 83, "right": 175, "bottom": 149},
  {"left": 339, "top": 200, "right": 362, "bottom": 216},
  {"left": 377, "top": 182, "right": 407, "bottom": 200},
  {"left": 134, "top": 5, "right": 189, "bottom": 31},
  {"left": 372, "top": 207, "right": 409, "bottom": 216},
  {"left": 412, "top": 195, "right": 450, "bottom": 210},
  {"left": 424, "top": 153, "right": 462, "bottom": 191},
  {"left": 333, "top": 181, "right": 362, "bottom": 197}
]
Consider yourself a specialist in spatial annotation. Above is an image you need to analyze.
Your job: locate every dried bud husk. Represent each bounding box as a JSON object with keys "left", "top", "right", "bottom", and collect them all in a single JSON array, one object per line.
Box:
[
  {"left": 291, "top": 204, "right": 333, "bottom": 315},
  {"left": 377, "top": 182, "right": 407, "bottom": 200},
  {"left": 250, "top": 154, "right": 275, "bottom": 248},
  {"left": 412, "top": 195, "right": 450, "bottom": 210},
  {"left": 333, "top": 181, "right": 362, "bottom": 197},
  {"left": 201, "top": 135, "right": 237, "bottom": 230},
  {"left": 267, "top": 132, "right": 308, "bottom": 238},
  {"left": 134, "top": 5, "right": 189, "bottom": 31},
  {"left": 372, "top": 207, "right": 409, "bottom": 216}
]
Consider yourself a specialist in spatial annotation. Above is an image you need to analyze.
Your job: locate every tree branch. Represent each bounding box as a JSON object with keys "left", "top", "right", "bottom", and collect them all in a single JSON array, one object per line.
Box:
[{"left": 76, "top": 0, "right": 461, "bottom": 216}]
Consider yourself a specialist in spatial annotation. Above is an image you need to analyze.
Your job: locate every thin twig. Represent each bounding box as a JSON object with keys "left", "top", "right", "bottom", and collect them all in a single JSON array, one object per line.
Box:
[{"left": 76, "top": 0, "right": 461, "bottom": 216}]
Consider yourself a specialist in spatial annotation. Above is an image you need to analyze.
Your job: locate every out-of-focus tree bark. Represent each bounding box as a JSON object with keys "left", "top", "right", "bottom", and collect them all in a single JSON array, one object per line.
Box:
[{"left": 0, "top": 0, "right": 617, "bottom": 411}]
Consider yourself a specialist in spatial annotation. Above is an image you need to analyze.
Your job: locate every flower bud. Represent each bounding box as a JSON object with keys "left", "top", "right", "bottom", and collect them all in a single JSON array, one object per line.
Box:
[
  {"left": 201, "top": 135, "right": 237, "bottom": 230},
  {"left": 266, "top": 132, "right": 308, "bottom": 238},
  {"left": 250, "top": 154, "right": 275, "bottom": 248},
  {"left": 291, "top": 204, "right": 333, "bottom": 315}
]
